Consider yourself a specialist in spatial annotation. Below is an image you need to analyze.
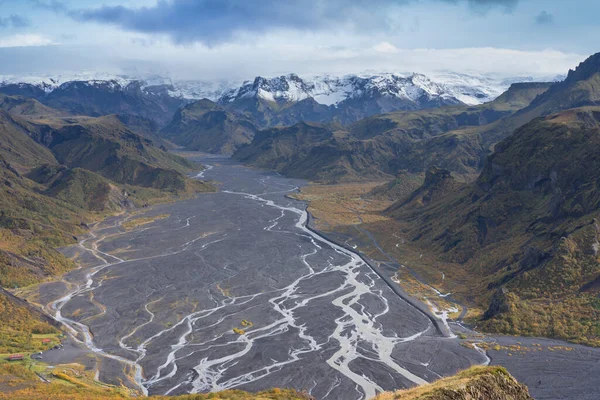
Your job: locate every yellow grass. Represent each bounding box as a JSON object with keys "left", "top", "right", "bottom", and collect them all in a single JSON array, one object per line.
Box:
[
  {"left": 121, "top": 214, "right": 170, "bottom": 230},
  {"left": 374, "top": 366, "right": 515, "bottom": 400},
  {"left": 292, "top": 182, "right": 392, "bottom": 230}
]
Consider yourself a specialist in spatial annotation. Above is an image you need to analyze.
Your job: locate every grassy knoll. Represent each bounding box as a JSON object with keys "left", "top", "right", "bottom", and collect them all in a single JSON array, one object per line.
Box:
[
  {"left": 0, "top": 363, "right": 312, "bottom": 400},
  {"left": 122, "top": 214, "right": 170, "bottom": 230},
  {"left": 374, "top": 366, "right": 532, "bottom": 400}
]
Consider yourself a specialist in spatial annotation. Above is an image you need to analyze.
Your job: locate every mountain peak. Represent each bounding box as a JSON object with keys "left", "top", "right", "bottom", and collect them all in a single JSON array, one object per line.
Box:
[
  {"left": 1, "top": 71, "right": 561, "bottom": 108},
  {"left": 564, "top": 51, "right": 600, "bottom": 84}
]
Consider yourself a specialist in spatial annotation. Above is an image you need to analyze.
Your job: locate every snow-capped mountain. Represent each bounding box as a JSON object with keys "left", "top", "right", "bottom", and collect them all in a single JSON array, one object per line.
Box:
[
  {"left": 0, "top": 71, "right": 563, "bottom": 106},
  {"left": 214, "top": 72, "right": 543, "bottom": 125},
  {"left": 217, "top": 73, "right": 492, "bottom": 107},
  {"left": 0, "top": 72, "right": 237, "bottom": 102},
  {"left": 215, "top": 72, "right": 564, "bottom": 108},
  {"left": 0, "top": 71, "right": 564, "bottom": 128}
]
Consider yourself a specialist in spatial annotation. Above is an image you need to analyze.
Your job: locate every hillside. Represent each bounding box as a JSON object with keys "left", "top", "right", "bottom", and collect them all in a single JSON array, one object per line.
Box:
[
  {"left": 0, "top": 288, "right": 59, "bottom": 354},
  {"left": 0, "top": 362, "right": 311, "bottom": 400},
  {"left": 427, "top": 52, "right": 600, "bottom": 170},
  {"left": 220, "top": 72, "right": 520, "bottom": 126},
  {"left": 233, "top": 82, "right": 552, "bottom": 182},
  {"left": 0, "top": 98, "right": 220, "bottom": 400},
  {"left": 161, "top": 99, "right": 258, "bottom": 154},
  {"left": 388, "top": 106, "right": 600, "bottom": 346},
  {"left": 368, "top": 170, "right": 425, "bottom": 201},
  {"left": 0, "top": 94, "right": 63, "bottom": 119},
  {"left": 375, "top": 366, "right": 532, "bottom": 400},
  {"left": 24, "top": 115, "right": 198, "bottom": 191},
  {"left": 0, "top": 102, "right": 214, "bottom": 315},
  {"left": 0, "top": 360, "right": 531, "bottom": 400},
  {"left": 0, "top": 155, "right": 88, "bottom": 288},
  {"left": 0, "top": 110, "right": 57, "bottom": 171},
  {"left": 233, "top": 52, "right": 600, "bottom": 185},
  {"left": 41, "top": 80, "right": 184, "bottom": 127},
  {"left": 31, "top": 166, "right": 134, "bottom": 212},
  {"left": 234, "top": 121, "right": 396, "bottom": 182}
]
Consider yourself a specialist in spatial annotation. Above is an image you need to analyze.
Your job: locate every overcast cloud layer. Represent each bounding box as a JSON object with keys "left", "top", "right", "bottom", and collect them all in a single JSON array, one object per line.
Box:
[
  {"left": 69, "top": 0, "right": 520, "bottom": 45},
  {"left": 0, "top": 0, "right": 596, "bottom": 80}
]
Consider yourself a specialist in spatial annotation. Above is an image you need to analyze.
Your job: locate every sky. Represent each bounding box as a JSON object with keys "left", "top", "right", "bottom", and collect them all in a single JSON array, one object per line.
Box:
[{"left": 0, "top": 0, "right": 596, "bottom": 80}]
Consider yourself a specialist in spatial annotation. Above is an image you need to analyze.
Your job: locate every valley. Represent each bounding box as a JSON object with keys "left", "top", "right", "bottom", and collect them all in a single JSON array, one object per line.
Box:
[
  {"left": 21, "top": 155, "right": 486, "bottom": 399},
  {"left": 2, "top": 2, "right": 599, "bottom": 399},
  {"left": 11, "top": 155, "right": 599, "bottom": 400},
  {"left": 290, "top": 172, "right": 600, "bottom": 400}
]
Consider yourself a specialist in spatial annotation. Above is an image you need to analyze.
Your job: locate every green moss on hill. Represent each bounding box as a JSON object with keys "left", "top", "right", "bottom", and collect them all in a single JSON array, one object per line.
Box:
[
  {"left": 389, "top": 107, "right": 600, "bottom": 346},
  {"left": 0, "top": 362, "right": 312, "bottom": 400},
  {"left": 233, "top": 82, "right": 552, "bottom": 183},
  {"left": 375, "top": 366, "right": 532, "bottom": 400}
]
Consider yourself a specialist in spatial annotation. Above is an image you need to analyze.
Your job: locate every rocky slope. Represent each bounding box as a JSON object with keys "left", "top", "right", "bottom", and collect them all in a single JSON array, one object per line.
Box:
[
  {"left": 0, "top": 98, "right": 214, "bottom": 291},
  {"left": 25, "top": 114, "right": 196, "bottom": 190},
  {"left": 389, "top": 106, "right": 600, "bottom": 345},
  {"left": 161, "top": 99, "right": 258, "bottom": 154},
  {"left": 42, "top": 80, "right": 184, "bottom": 127},
  {"left": 233, "top": 82, "right": 552, "bottom": 182},
  {"left": 0, "top": 361, "right": 312, "bottom": 400},
  {"left": 375, "top": 366, "right": 532, "bottom": 400},
  {"left": 220, "top": 73, "right": 469, "bottom": 127},
  {"left": 1, "top": 72, "right": 559, "bottom": 153},
  {"left": 433, "top": 52, "right": 600, "bottom": 165},
  {"left": 0, "top": 79, "right": 186, "bottom": 128}
]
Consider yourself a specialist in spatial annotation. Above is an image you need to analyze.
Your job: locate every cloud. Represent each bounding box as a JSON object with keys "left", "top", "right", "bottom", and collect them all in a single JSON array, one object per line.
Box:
[
  {"left": 0, "top": 14, "right": 29, "bottom": 29},
  {"left": 535, "top": 11, "right": 554, "bottom": 25},
  {"left": 443, "top": 0, "right": 518, "bottom": 10},
  {"left": 0, "top": 40, "right": 580, "bottom": 84},
  {"left": 30, "top": 0, "right": 67, "bottom": 13},
  {"left": 374, "top": 42, "right": 400, "bottom": 54},
  {"left": 0, "top": 34, "right": 53, "bottom": 47},
  {"left": 69, "top": 0, "right": 521, "bottom": 45},
  {"left": 460, "top": 0, "right": 517, "bottom": 7}
]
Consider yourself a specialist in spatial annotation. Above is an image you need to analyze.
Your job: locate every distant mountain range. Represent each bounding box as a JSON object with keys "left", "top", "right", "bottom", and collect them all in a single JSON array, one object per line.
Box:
[
  {"left": 0, "top": 71, "right": 563, "bottom": 104},
  {"left": 233, "top": 81, "right": 554, "bottom": 181},
  {"left": 0, "top": 71, "right": 563, "bottom": 129}
]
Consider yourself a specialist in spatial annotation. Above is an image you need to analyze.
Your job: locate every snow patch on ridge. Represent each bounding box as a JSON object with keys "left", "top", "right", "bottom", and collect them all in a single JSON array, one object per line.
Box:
[{"left": 0, "top": 71, "right": 564, "bottom": 107}]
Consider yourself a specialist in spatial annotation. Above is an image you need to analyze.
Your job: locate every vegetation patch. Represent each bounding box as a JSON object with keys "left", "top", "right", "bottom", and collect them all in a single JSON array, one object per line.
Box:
[
  {"left": 0, "top": 291, "right": 58, "bottom": 354},
  {"left": 292, "top": 182, "right": 392, "bottom": 231},
  {"left": 122, "top": 214, "right": 170, "bottom": 231},
  {"left": 0, "top": 362, "right": 312, "bottom": 400},
  {"left": 374, "top": 366, "right": 532, "bottom": 400}
]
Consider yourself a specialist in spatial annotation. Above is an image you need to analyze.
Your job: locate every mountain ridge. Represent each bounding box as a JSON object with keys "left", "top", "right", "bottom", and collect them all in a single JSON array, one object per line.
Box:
[
  {"left": 388, "top": 105, "right": 600, "bottom": 346},
  {"left": 2, "top": 71, "right": 560, "bottom": 104},
  {"left": 0, "top": 72, "right": 563, "bottom": 130},
  {"left": 232, "top": 81, "right": 553, "bottom": 181}
]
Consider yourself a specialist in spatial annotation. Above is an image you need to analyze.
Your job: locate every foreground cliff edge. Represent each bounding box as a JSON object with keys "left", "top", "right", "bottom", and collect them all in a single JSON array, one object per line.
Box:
[
  {"left": 374, "top": 366, "right": 532, "bottom": 400},
  {"left": 0, "top": 364, "right": 529, "bottom": 400}
]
